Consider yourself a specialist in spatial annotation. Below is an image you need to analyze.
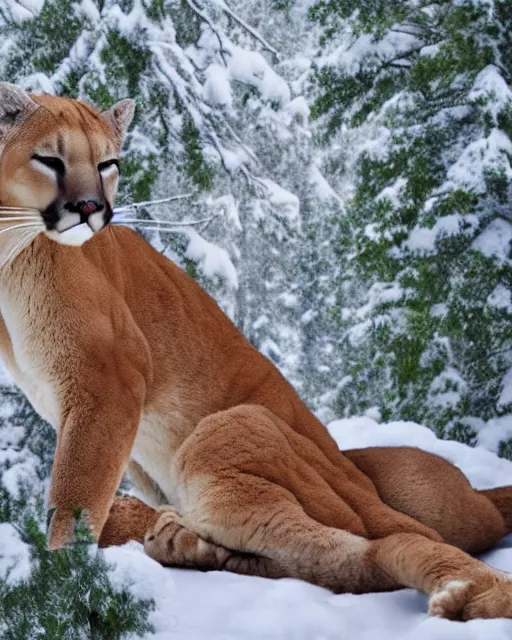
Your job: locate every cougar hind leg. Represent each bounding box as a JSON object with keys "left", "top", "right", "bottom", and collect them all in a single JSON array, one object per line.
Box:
[
  {"left": 344, "top": 446, "right": 507, "bottom": 554},
  {"left": 97, "top": 495, "right": 286, "bottom": 580},
  {"left": 161, "top": 404, "right": 401, "bottom": 593},
  {"left": 144, "top": 506, "right": 288, "bottom": 579},
  {"left": 148, "top": 405, "right": 512, "bottom": 621}
]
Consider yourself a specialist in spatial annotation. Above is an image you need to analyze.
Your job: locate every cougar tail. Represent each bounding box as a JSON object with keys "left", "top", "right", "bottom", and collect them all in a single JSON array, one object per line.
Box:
[{"left": 479, "top": 487, "right": 512, "bottom": 531}]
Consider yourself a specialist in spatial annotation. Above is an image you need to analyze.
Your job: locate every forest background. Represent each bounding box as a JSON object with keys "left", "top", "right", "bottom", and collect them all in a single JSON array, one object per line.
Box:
[{"left": 0, "top": 0, "right": 511, "bottom": 636}]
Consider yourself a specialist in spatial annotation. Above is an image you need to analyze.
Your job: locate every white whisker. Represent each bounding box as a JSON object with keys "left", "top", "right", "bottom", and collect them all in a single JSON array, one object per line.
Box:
[
  {"left": 0, "top": 214, "right": 40, "bottom": 218},
  {"left": 114, "top": 219, "right": 196, "bottom": 227},
  {"left": 117, "top": 223, "right": 187, "bottom": 233},
  {"left": 114, "top": 194, "right": 193, "bottom": 213},
  {"left": 0, "top": 217, "right": 42, "bottom": 222},
  {"left": 0, "top": 222, "right": 43, "bottom": 236},
  {"left": 0, "top": 206, "right": 39, "bottom": 212},
  {"left": 114, "top": 215, "right": 218, "bottom": 228}
]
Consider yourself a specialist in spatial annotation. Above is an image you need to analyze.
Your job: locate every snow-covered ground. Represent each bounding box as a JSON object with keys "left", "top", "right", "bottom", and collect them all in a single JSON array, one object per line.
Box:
[{"left": 101, "top": 417, "right": 512, "bottom": 639}]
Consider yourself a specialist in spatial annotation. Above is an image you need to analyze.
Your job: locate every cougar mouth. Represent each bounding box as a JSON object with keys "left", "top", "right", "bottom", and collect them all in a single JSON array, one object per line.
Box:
[
  {"left": 41, "top": 201, "right": 114, "bottom": 233},
  {"left": 41, "top": 200, "right": 114, "bottom": 246}
]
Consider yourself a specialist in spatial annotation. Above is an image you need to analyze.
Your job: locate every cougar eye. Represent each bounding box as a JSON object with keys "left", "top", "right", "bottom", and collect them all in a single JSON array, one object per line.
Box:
[
  {"left": 98, "top": 159, "right": 119, "bottom": 175},
  {"left": 31, "top": 154, "right": 65, "bottom": 174}
]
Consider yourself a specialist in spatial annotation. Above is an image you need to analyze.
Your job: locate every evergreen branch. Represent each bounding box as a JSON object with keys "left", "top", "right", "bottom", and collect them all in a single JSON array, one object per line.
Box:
[
  {"left": 394, "top": 21, "right": 442, "bottom": 37},
  {"left": 388, "top": 60, "right": 413, "bottom": 69},
  {"left": 12, "top": 0, "right": 37, "bottom": 17},
  {"left": 211, "top": 0, "right": 279, "bottom": 59},
  {"left": 390, "top": 28, "right": 425, "bottom": 38},
  {"left": 185, "top": 0, "right": 229, "bottom": 66},
  {"left": 495, "top": 209, "right": 512, "bottom": 225},
  {"left": 379, "top": 44, "right": 427, "bottom": 69},
  {"left": 208, "top": 128, "right": 238, "bottom": 174},
  {"left": 212, "top": 115, "right": 261, "bottom": 166},
  {"left": 240, "top": 165, "right": 273, "bottom": 197}
]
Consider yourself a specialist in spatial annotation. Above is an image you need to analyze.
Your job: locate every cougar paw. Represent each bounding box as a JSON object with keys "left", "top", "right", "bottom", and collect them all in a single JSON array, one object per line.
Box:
[
  {"left": 47, "top": 506, "right": 92, "bottom": 550},
  {"left": 429, "top": 574, "right": 512, "bottom": 621},
  {"left": 144, "top": 507, "right": 229, "bottom": 569}
]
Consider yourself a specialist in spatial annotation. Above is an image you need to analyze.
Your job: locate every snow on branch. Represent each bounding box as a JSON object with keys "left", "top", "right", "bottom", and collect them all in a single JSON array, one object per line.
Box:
[
  {"left": 185, "top": 0, "right": 229, "bottom": 66},
  {"left": 211, "top": 0, "right": 279, "bottom": 58}
]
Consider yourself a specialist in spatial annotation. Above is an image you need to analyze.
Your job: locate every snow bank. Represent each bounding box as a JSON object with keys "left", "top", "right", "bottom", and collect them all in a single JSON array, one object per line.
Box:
[{"left": 104, "top": 417, "right": 512, "bottom": 639}]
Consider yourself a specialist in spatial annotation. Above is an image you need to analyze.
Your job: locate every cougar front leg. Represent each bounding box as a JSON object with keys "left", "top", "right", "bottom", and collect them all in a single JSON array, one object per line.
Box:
[{"left": 47, "top": 365, "right": 147, "bottom": 549}]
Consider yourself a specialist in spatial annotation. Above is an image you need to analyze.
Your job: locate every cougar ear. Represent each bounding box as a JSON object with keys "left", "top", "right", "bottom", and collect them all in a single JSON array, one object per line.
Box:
[
  {"left": 102, "top": 99, "right": 135, "bottom": 141},
  {"left": 0, "top": 83, "right": 39, "bottom": 138}
]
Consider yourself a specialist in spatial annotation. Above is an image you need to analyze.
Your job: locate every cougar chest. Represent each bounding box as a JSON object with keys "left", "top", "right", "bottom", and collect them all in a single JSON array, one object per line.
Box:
[
  {"left": 0, "top": 285, "right": 61, "bottom": 427},
  {"left": 131, "top": 410, "right": 184, "bottom": 503}
]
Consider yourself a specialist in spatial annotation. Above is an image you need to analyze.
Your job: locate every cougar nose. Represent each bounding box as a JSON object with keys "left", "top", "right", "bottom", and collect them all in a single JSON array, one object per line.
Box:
[{"left": 76, "top": 200, "right": 103, "bottom": 217}]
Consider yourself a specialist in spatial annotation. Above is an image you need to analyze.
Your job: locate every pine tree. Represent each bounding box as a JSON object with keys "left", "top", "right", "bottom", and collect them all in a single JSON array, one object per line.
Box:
[
  {"left": 0, "top": 386, "right": 154, "bottom": 638},
  {"left": 310, "top": 0, "right": 512, "bottom": 442}
]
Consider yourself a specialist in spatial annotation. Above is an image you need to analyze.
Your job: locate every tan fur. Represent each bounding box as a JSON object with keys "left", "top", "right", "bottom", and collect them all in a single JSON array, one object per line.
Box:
[
  {"left": 0, "top": 93, "right": 121, "bottom": 214},
  {"left": 1, "top": 87, "right": 512, "bottom": 620}
]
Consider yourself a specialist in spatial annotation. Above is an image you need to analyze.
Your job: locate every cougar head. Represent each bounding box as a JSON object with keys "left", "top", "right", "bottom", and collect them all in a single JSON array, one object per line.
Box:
[{"left": 0, "top": 83, "right": 134, "bottom": 243}]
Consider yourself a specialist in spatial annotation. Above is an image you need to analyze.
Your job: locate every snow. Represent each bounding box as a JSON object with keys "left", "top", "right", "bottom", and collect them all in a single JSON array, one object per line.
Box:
[
  {"left": 478, "top": 416, "right": 512, "bottom": 454},
  {"left": 376, "top": 177, "right": 407, "bottom": 207},
  {"left": 420, "top": 43, "right": 442, "bottom": 58},
  {"left": 354, "top": 282, "right": 405, "bottom": 320},
  {"left": 278, "top": 292, "right": 299, "bottom": 308},
  {"left": 404, "top": 226, "right": 437, "bottom": 253},
  {"left": 2, "top": 0, "right": 36, "bottom": 22},
  {"left": 209, "top": 195, "right": 242, "bottom": 231},
  {"left": 258, "top": 178, "right": 300, "bottom": 226},
  {"left": 0, "top": 522, "right": 31, "bottom": 585},
  {"left": 319, "top": 31, "right": 423, "bottom": 76},
  {"left": 431, "top": 303, "right": 448, "bottom": 319},
  {"left": 364, "top": 406, "right": 382, "bottom": 422},
  {"left": 469, "top": 65, "right": 512, "bottom": 122},
  {"left": 1, "top": 459, "right": 39, "bottom": 498},
  {"left": 428, "top": 367, "right": 466, "bottom": 409},
  {"left": 284, "top": 96, "right": 309, "bottom": 125},
  {"left": 472, "top": 218, "right": 512, "bottom": 264},
  {"left": 309, "top": 165, "right": 345, "bottom": 207},
  {"left": 213, "top": 143, "right": 248, "bottom": 173},
  {"left": 184, "top": 229, "right": 238, "bottom": 288},
  {"left": 497, "top": 368, "right": 512, "bottom": 410},
  {"left": 487, "top": 284, "right": 512, "bottom": 313},
  {"left": 101, "top": 417, "right": 512, "bottom": 639},
  {"left": 76, "top": 0, "right": 100, "bottom": 22},
  {"left": 203, "top": 64, "right": 233, "bottom": 108},
  {"left": 404, "top": 214, "right": 479, "bottom": 255},
  {"left": 442, "top": 129, "right": 512, "bottom": 195},
  {"left": 300, "top": 309, "right": 317, "bottom": 325},
  {"left": 228, "top": 46, "right": 290, "bottom": 106}
]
